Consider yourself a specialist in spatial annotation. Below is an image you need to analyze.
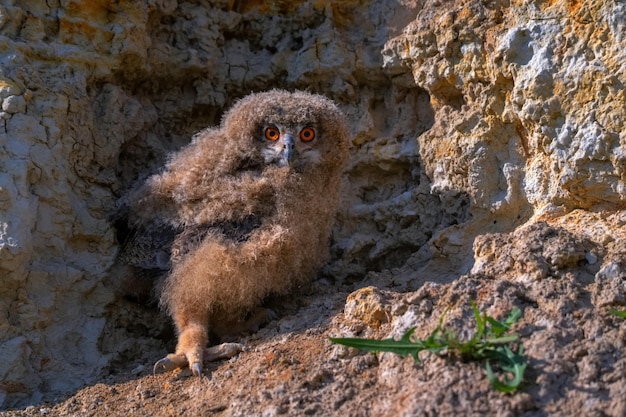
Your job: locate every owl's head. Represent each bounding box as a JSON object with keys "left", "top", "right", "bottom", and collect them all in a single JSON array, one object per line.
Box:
[{"left": 221, "top": 90, "right": 349, "bottom": 172}]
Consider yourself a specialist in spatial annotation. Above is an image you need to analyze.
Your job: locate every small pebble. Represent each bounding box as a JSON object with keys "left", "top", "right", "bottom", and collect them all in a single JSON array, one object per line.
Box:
[
  {"left": 585, "top": 252, "right": 597, "bottom": 265},
  {"left": 131, "top": 364, "right": 146, "bottom": 375}
]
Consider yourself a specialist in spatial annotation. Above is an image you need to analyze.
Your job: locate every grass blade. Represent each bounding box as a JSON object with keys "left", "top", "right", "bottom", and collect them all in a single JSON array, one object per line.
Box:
[
  {"left": 503, "top": 307, "right": 523, "bottom": 327},
  {"left": 330, "top": 328, "right": 427, "bottom": 361}
]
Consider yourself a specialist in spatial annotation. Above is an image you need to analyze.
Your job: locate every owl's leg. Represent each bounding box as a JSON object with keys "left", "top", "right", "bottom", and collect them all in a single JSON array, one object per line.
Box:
[{"left": 154, "top": 315, "right": 208, "bottom": 376}]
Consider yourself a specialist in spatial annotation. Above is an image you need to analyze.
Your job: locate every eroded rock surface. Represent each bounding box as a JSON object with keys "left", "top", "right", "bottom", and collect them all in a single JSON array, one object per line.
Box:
[{"left": 1, "top": 0, "right": 625, "bottom": 414}]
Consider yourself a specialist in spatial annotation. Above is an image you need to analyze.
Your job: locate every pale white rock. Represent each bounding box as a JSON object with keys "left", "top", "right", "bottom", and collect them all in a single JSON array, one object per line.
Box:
[{"left": 2, "top": 94, "right": 25, "bottom": 113}]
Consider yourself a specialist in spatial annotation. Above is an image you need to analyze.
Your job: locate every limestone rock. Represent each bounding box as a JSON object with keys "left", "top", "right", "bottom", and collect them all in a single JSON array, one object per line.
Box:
[
  {"left": 471, "top": 221, "right": 596, "bottom": 281},
  {"left": 343, "top": 286, "right": 393, "bottom": 327}
]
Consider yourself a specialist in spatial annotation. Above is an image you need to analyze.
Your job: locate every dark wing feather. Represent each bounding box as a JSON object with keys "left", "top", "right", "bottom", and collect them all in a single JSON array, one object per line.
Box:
[
  {"left": 118, "top": 221, "right": 180, "bottom": 270},
  {"left": 119, "top": 216, "right": 263, "bottom": 271},
  {"left": 171, "top": 216, "right": 263, "bottom": 264}
]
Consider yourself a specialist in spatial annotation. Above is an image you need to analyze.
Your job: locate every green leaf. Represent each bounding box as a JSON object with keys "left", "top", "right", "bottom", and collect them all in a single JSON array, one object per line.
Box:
[
  {"left": 486, "top": 360, "right": 523, "bottom": 393},
  {"left": 485, "top": 334, "right": 519, "bottom": 345},
  {"left": 401, "top": 327, "right": 417, "bottom": 342},
  {"left": 484, "top": 345, "right": 526, "bottom": 393},
  {"left": 485, "top": 316, "right": 509, "bottom": 337},
  {"left": 330, "top": 328, "right": 427, "bottom": 361},
  {"left": 609, "top": 308, "right": 626, "bottom": 318},
  {"left": 503, "top": 307, "right": 523, "bottom": 327}
]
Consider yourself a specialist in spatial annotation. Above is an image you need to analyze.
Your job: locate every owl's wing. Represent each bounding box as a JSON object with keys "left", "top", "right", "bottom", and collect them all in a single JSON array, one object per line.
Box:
[
  {"left": 170, "top": 216, "right": 262, "bottom": 264},
  {"left": 118, "top": 215, "right": 263, "bottom": 271},
  {"left": 115, "top": 137, "right": 269, "bottom": 272},
  {"left": 118, "top": 220, "right": 180, "bottom": 271}
]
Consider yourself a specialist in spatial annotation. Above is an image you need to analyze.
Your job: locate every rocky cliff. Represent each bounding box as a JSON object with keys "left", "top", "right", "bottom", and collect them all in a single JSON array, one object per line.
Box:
[{"left": 1, "top": 0, "right": 625, "bottom": 414}]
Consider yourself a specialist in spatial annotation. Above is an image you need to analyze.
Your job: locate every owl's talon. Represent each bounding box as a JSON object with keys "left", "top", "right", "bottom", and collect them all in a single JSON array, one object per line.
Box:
[
  {"left": 153, "top": 358, "right": 175, "bottom": 375},
  {"left": 191, "top": 362, "right": 203, "bottom": 377},
  {"left": 153, "top": 353, "right": 189, "bottom": 375},
  {"left": 152, "top": 358, "right": 203, "bottom": 376}
]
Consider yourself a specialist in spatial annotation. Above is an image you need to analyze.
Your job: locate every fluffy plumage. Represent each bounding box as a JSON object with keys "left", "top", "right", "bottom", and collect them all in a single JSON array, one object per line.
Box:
[{"left": 118, "top": 90, "right": 349, "bottom": 375}]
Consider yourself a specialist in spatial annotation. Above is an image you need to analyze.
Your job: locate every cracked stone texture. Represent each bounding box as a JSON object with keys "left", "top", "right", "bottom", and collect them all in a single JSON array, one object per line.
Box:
[{"left": 1, "top": 0, "right": 625, "bottom": 414}]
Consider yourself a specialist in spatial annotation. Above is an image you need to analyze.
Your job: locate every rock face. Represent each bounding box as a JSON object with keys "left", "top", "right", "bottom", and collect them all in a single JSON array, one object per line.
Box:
[{"left": 1, "top": 0, "right": 625, "bottom": 413}]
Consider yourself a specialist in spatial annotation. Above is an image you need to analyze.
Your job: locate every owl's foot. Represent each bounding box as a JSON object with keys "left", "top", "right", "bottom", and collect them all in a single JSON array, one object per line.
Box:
[
  {"left": 154, "top": 322, "right": 207, "bottom": 376},
  {"left": 153, "top": 353, "right": 202, "bottom": 376},
  {"left": 153, "top": 343, "right": 245, "bottom": 376}
]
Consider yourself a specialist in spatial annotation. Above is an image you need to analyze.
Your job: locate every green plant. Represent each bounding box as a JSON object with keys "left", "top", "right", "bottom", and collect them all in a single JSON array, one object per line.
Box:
[
  {"left": 330, "top": 301, "right": 526, "bottom": 393},
  {"left": 609, "top": 308, "right": 626, "bottom": 318}
]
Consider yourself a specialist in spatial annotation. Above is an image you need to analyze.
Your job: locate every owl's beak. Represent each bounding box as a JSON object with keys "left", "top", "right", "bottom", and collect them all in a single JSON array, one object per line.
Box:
[{"left": 281, "top": 134, "right": 295, "bottom": 167}]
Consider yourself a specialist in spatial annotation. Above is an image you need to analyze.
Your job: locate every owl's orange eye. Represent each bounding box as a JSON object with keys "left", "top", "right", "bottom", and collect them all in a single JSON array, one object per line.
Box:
[
  {"left": 300, "top": 127, "right": 315, "bottom": 142},
  {"left": 265, "top": 127, "right": 280, "bottom": 141}
]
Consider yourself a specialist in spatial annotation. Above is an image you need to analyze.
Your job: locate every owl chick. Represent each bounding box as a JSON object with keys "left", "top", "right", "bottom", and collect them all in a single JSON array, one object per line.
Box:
[{"left": 117, "top": 90, "right": 349, "bottom": 376}]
